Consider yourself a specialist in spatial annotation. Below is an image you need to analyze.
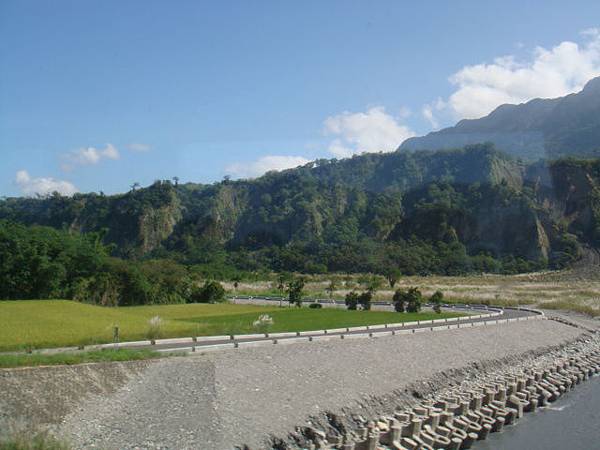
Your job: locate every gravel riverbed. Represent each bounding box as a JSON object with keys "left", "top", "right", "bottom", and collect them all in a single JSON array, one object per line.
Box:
[{"left": 0, "top": 320, "right": 585, "bottom": 449}]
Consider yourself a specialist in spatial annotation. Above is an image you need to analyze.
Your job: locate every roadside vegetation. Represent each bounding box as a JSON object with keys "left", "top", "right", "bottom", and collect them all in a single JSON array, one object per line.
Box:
[
  {"left": 229, "top": 272, "right": 600, "bottom": 316},
  {"left": 0, "top": 348, "right": 161, "bottom": 369},
  {"left": 0, "top": 300, "right": 462, "bottom": 352},
  {"left": 0, "top": 428, "right": 69, "bottom": 450},
  {"left": 541, "top": 300, "right": 600, "bottom": 317}
]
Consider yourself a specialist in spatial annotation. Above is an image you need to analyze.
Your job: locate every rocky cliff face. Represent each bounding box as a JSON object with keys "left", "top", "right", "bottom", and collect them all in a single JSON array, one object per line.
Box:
[
  {"left": 1, "top": 147, "right": 600, "bottom": 270},
  {"left": 472, "top": 201, "right": 550, "bottom": 261},
  {"left": 137, "top": 201, "right": 182, "bottom": 255},
  {"left": 545, "top": 160, "right": 600, "bottom": 246}
]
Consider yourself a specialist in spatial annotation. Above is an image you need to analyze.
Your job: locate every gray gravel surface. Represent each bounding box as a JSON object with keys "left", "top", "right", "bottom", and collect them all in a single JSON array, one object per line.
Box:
[
  {"left": 46, "top": 320, "right": 584, "bottom": 450},
  {"left": 0, "top": 361, "right": 150, "bottom": 429},
  {"left": 61, "top": 359, "right": 219, "bottom": 449},
  {"left": 542, "top": 309, "right": 600, "bottom": 331}
]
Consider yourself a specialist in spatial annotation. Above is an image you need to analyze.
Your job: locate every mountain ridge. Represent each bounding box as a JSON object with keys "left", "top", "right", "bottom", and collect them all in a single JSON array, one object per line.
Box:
[{"left": 400, "top": 76, "right": 600, "bottom": 161}]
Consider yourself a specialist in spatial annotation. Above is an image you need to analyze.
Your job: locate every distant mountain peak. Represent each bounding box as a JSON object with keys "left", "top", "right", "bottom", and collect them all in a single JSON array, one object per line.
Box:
[
  {"left": 401, "top": 76, "right": 600, "bottom": 160},
  {"left": 583, "top": 75, "right": 600, "bottom": 93}
]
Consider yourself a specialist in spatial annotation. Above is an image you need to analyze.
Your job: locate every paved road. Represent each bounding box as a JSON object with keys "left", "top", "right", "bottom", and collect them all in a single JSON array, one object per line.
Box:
[{"left": 137, "top": 299, "right": 540, "bottom": 353}]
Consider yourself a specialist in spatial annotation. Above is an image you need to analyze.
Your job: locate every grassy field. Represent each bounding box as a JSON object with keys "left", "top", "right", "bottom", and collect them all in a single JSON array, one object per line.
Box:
[
  {"left": 0, "top": 300, "right": 461, "bottom": 352},
  {"left": 228, "top": 271, "right": 600, "bottom": 317},
  {"left": 6, "top": 269, "right": 597, "bottom": 354}
]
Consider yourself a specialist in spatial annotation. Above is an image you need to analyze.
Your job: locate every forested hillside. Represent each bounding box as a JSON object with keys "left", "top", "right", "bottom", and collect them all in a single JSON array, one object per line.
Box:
[{"left": 2, "top": 144, "right": 600, "bottom": 278}]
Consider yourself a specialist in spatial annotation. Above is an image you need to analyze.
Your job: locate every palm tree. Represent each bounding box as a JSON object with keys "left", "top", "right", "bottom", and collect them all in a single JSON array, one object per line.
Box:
[
  {"left": 130, "top": 182, "right": 140, "bottom": 192},
  {"left": 172, "top": 176, "right": 179, "bottom": 186}
]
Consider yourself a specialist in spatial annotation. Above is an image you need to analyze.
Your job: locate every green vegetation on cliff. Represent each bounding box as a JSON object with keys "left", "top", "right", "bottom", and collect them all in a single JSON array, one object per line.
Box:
[{"left": 2, "top": 144, "right": 598, "bottom": 283}]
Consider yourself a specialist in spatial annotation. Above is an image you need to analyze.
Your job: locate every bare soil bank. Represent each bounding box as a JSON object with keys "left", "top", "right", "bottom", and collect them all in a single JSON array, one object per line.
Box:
[{"left": 0, "top": 320, "right": 584, "bottom": 449}]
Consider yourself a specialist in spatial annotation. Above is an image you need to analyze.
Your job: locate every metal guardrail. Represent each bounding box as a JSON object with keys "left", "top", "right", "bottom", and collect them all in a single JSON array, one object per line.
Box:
[{"left": 3, "top": 300, "right": 541, "bottom": 357}]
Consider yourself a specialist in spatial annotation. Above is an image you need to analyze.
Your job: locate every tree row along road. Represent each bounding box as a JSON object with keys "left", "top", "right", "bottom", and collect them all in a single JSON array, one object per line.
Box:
[{"left": 127, "top": 300, "right": 542, "bottom": 353}]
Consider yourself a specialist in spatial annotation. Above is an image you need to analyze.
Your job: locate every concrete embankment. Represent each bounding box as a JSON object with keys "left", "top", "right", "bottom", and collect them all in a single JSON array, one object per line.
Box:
[
  {"left": 0, "top": 320, "right": 589, "bottom": 449},
  {"left": 295, "top": 335, "right": 600, "bottom": 450}
]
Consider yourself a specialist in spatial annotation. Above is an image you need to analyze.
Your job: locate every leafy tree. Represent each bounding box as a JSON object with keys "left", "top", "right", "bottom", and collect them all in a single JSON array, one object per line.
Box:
[
  {"left": 345, "top": 291, "right": 359, "bottom": 310},
  {"left": 72, "top": 273, "right": 120, "bottom": 306},
  {"left": 393, "top": 287, "right": 422, "bottom": 313},
  {"left": 406, "top": 287, "right": 422, "bottom": 313},
  {"left": 384, "top": 268, "right": 401, "bottom": 288},
  {"left": 392, "top": 289, "right": 406, "bottom": 313},
  {"left": 190, "top": 280, "right": 226, "bottom": 303},
  {"left": 366, "top": 275, "right": 383, "bottom": 295},
  {"left": 286, "top": 277, "right": 305, "bottom": 307},
  {"left": 358, "top": 290, "right": 372, "bottom": 310},
  {"left": 0, "top": 221, "right": 108, "bottom": 300},
  {"left": 429, "top": 290, "right": 444, "bottom": 314}
]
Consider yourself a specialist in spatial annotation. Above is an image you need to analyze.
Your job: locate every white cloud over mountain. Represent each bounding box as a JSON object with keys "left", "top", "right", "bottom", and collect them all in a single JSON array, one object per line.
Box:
[
  {"left": 61, "top": 143, "right": 120, "bottom": 171},
  {"left": 226, "top": 155, "right": 311, "bottom": 179},
  {"left": 425, "top": 29, "right": 600, "bottom": 124},
  {"left": 15, "top": 170, "right": 78, "bottom": 196},
  {"left": 323, "top": 106, "right": 415, "bottom": 157}
]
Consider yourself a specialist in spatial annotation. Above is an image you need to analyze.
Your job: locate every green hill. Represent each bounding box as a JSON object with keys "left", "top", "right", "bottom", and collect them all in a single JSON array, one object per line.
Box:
[{"left": 2, "top": 144, "right": 600, "bottom": 275}]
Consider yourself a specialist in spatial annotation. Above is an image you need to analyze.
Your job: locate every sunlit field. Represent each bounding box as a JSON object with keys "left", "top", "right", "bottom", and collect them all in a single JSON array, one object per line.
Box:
[{"left": 0, "top": 300, "right": 461, "bottom": 351}]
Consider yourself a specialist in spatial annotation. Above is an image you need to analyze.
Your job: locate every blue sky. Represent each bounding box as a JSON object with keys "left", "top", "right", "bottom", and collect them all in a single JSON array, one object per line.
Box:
[{"left": 1, "top": 1, "right": 600, "bottom": 196}]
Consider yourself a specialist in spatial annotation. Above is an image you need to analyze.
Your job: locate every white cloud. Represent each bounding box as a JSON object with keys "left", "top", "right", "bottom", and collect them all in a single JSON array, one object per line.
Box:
[
  {"left": 226, "top": 155, "right": 311, "bottom": 179},
  {"left": 15, "top": 170, "right": 78, "bottom": 196},
  {"left": 421, "top": 98, "right": 447, "bottom": 129},
  {"left": 127, "top": 143, "right": 151, "bottom": 152},
  {"left": 425, "top": 30, "right": 600, "bottom": 124},
  {"left": 323, "top": 106, "right": 415, "bottom": 158},
  {"left": 61, "top": 143, "right": 120, "bottom": 171},
  {"left": 422, "top": 105, "right": 437, "bottom": 129}
]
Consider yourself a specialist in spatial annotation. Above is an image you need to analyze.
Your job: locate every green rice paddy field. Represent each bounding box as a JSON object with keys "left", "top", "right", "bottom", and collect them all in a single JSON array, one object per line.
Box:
[{"left": 0, "top": 300, "right": 461, "bottom": 352}]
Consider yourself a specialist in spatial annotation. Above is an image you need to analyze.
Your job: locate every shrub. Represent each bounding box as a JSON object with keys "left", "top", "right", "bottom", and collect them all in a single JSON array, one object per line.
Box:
[
  {"left": 365, "top": 276, "right": 383, "bottom": 294},
  {"left": 358, "top": 291, "right": 372, "bottom": 310},
  {"left": 384, "top": 268, "right": 401, "bottom": 288},
  {"left": 146, "top": 315, "right": 162, "bottom": 341},
  {"left": 309, "top": 303, "right": 322, "bottom": 309},
  {"left": 406, "top": 287, "right": 422, "bottom": 313},
  {"left": 393, "top": 287, "right": 422, "bottom": 313},
  {"left": 189, "top": 280, "right": 226, "bottom": 303},
  {"left": 252, "top": 314, "right": 274, "bottom": 333},
  {"left": 430, "top": 290, "right": 444, "bottom": 314},
  {"left": 286, "top": 277, "right": 305, "bottom": 307},
  {"left": 345, "top": 291, "right": 359, "bottom": 310},
  {"left": 392, "top": 289, "right": 405, "bottom": 312}
]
